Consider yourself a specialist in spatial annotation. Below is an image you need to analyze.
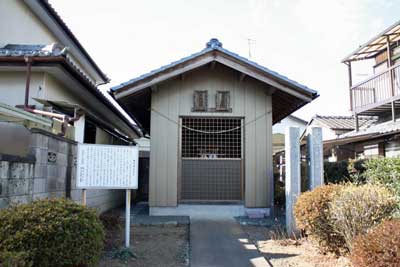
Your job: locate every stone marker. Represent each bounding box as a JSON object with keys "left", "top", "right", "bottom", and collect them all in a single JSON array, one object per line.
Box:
[
  {"left": 285, "top": 127, "right": 300, "bottom": 234},
  {"left": 307, "top": 127, "right": 324, "bottom": 189}
]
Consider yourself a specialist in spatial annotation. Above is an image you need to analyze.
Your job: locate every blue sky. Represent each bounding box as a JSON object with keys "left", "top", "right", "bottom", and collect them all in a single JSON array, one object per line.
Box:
[{"left": 51, "top": 0, "right": 399, "bottom": 120}]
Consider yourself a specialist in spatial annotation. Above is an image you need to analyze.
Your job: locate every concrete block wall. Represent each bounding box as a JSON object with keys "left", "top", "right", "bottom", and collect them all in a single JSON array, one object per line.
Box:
[
  {"left": 0, "top": 155, "right": 35, "bottom": 208},
  {"left": 29, "top": 130, "right": 68, "bottom": 201},
  {"left": 0, "top": 129, "right": 124, "bottom": 213}
]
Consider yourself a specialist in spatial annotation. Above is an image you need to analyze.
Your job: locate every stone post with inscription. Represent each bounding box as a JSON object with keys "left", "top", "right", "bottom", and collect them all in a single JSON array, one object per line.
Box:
[
  {"left": 285, "top": 127, "right": 301, "bottom": 234},
  {"left": 307, "top": 127, "right": 324, "bottom": 189}
]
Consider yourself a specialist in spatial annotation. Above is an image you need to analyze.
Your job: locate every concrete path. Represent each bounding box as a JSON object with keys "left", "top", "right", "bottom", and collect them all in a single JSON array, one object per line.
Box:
[{"left": 190, "top": 219, "right": 269, "bottom": 267}]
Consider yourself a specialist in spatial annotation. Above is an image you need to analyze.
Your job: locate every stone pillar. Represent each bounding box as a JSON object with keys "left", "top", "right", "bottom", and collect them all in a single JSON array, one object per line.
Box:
[
  {"left": 285, "top": 127, "right": 300, "bottom": 234},
  {"left": 307, "top": 127, "right": 324, "bottom": 189}
]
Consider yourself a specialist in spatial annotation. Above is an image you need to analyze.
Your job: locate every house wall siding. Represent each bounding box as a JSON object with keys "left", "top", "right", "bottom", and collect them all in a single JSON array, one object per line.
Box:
[{"left": 149, "top": 64, "right": 273, "bottom": 208}]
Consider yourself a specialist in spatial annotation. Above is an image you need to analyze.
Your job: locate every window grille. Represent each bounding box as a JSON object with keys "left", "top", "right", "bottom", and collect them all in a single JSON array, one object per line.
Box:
[
  {"left": 181, "top": 117, "right": 242, "bottom": 159},
  {"left": 215, "top": 91, "right": 231, "bottom": 111},
  {"left": 192, "top": 91, "right": 208, "bottom": 111}
]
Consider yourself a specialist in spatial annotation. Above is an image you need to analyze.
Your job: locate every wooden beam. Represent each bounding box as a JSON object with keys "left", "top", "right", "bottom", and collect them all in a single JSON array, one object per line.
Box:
[
  {"left": 115, "top": 54, "right": 215, "bottom": 99},
  {"left": 151, "top": 85, "right": 158, "bottom": 92},
  {"left": 210, "top": 61, "right": 216, "bottom": 70},
  {"left": 239, "top": 73, "right": 246, "bottom": 82},
  {"left": 266, "top": 87, "right": 276, "bottom": 96},
  {"left": 215, "top": 54, "right": 314, "bottom": 102}
]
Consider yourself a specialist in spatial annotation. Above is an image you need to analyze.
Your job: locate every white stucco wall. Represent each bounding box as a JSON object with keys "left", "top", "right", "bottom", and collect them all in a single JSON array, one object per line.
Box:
[
  {"left": 0, "top": 0, "right": 57, "bottom": 47},
  {"left": 273, "top": 116, "right": 306, "bottom": 134},
  {"left": 0, "top": 0, "right": 98, "bottom": 83},
  {"left": 306, "top": 120, "right": 338, "bottom": 141},
  {"left": 0, "top": 72, "right": 45, "bottom": 108}
]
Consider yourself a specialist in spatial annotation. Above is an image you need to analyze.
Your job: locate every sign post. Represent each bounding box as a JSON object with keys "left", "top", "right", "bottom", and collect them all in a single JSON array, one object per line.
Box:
[
  {"left": 81, "top": 189, "right": 87, "bottom": 206},
  {"left": 125, "top": 189, "right": 131, "bottom": 247},
  {"left": 76, "top": 144, "right": 138, "bottom": 248}
]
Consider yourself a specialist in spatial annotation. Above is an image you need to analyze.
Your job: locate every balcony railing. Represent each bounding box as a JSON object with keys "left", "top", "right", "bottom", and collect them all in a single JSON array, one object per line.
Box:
[{"left": 350, "top": 63, "right": 400, "bottom": 113}]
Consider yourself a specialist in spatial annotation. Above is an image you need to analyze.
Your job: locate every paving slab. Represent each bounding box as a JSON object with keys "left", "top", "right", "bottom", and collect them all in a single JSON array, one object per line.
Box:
[{"left": 190, "top": 219, "right": 269, "bottom": 267}]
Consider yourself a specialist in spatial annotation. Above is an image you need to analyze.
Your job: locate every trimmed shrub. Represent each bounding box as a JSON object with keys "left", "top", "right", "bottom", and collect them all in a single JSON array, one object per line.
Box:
[
  {"left": 347, "top": 159, "right": 366, "bottom": 183},
  {"left": 0, "top": 251, "right": 32, "bottom": 267},
  {"left": 324, "top": 161, "right": 350, "bottom": 184},
  {"left": 274, "top": 177, "right": 285, "bottom": 206},
  {"left": 363, "top": 157, "right": 400, "bottom": 197},
  {"left": 0, "top": 198, "right": 104, "bottom": 267},
  {"left": 294, "top": 184, "right": 345, "bottom": 254},
  {"left": 329, "top": 184, "right": 397, "bottom": 252},
  {"left": 351, "top": 219, "right": 400, "bottom": 267}
]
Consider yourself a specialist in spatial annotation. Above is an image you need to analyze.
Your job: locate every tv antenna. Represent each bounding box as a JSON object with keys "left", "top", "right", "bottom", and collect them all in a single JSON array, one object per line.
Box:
[{"left": 247, "top": 38, "right": 256, "bottom": 59}]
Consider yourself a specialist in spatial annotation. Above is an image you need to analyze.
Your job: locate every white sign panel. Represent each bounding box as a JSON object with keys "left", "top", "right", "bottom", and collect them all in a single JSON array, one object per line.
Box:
[{"left": 76, "top": 144, "right": 138, "bottom": 189}]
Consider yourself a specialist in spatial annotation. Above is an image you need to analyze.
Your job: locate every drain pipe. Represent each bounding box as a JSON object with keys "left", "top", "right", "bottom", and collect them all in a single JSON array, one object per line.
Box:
[
  {"left": 24, "top": 56, "right": 33, "bottom": 108},
  {"left": 22, "top": 56, "right": 83, "bottom": 136}
]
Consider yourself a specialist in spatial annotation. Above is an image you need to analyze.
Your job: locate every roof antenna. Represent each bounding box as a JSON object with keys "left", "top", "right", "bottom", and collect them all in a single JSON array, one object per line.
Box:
[{"left": 247, "top": 38, "right": 256, "bottom": 59}]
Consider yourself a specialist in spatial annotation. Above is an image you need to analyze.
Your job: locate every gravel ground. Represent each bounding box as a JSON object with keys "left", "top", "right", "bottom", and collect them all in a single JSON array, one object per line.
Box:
[
  {"left": 242, "top": 225, "right": 351, "bottom": 267},
  {"left": 99, "top": 224, "right": 189, "bottom": 267}
]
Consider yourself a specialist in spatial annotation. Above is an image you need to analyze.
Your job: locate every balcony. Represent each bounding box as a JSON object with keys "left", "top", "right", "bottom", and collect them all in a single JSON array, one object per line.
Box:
[{"left": 350, "top": 63, "right": 400, "bottom": 115}]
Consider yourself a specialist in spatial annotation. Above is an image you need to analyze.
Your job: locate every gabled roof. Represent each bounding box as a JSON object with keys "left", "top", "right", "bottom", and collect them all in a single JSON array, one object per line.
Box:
[
  {"left": 342, "top": 19, "right": 400, "bottom": 62},
  {"left": 112, "top": 39, "right": 318, "bottom": 133},
  {"left": 286, "top": 115, "right": 308, "bottom": 125},
  {"left": 311, "top": 115, "right": 377, "bottom": 131},
  {"left": 112, "top": 38, "right": 318, "bottom": 101},
  {"left": 24, "top": 0, "right": 109, "bottom": 82}
]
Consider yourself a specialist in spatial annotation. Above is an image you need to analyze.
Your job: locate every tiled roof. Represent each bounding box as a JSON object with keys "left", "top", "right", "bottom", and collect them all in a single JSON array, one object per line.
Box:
[
  {"left": 0, "top": 44, "right": 66, "bottom": 57},
  {"left": 340, "top": 119, "right": 400, "bottom": 138},
  {"left": 0, "top": 43, "right": 99, "bottom": 88},
  {"left": 313, "top": 115, "right": 377, "bottom": 130},
  {"left": 0, "top": 43, "right": 142, "bottom": 137},
  {"left": 111, "top": 38, "right": 318, "bottom": 97}
]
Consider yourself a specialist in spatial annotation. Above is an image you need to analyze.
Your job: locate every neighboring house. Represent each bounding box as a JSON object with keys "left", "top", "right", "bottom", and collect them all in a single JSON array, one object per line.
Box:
[
  {"left": 0, "top": 0, "right": 141, "bottom": 152},
  {"left": 112, "top": 38, "right": 318, "bottom": 215},
  {"left": 0, "top": 0, "right": 141, "bottom": 211},
  {"left": 324, "top": 20, "right": 400, "bottom": 160},
  {"left": 303, "top": 115, "right": 377, "bottom": 161},
  {"left": 272, "top": 115, "right": 307, "bottom": 154},
  {"left": 306, "top": 115, "right": 376, "bottom": 140},
  {"left": 326, "top": 119, "right": 400, "bottom": 160}
]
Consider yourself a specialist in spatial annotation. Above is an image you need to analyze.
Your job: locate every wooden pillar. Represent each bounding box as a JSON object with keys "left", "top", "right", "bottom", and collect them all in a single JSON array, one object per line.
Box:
[
  {"left": 347, "top": 62, "right": 353, "bottom": 111},
  {"left": 347, "top": 62, "right": 360, "bottom": 131},
  {"left": 386, "top": 36, "right": 396, "bottom": 122},
  {"left": 355, "top": 114, "right": 359, "bottom": 132}
]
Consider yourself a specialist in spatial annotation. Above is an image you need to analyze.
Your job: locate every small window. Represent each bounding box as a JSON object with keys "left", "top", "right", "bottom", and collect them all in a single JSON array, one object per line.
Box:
[
  {"left": 193, "top": 90, "right": 208, "bottom": 112},
  {"left": 215, "top": 91, "right": 230, "bottom": 111}
]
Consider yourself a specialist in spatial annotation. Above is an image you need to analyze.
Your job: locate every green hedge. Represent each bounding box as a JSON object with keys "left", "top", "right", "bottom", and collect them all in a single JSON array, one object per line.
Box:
[
  {"left": 363, "top": 158, "right": 400, "bottom": 197},
  {"left": 324, "top": 159, "right": 365, "bottom": 184},
  {"left": 0, "top": 198, "right": 104, "bottom": 267}
]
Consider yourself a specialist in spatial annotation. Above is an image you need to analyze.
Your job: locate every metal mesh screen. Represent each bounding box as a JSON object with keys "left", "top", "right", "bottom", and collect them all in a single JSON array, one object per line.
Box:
[
  {"left": 180, "top": 117, "right": 243, "bottom": 201},
  {"left": 181, "top": 117, "right": 241, "bottom": 159},
  {"left": 181, "top": 159, "right": 241, "bottom": 200}
]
